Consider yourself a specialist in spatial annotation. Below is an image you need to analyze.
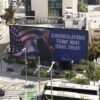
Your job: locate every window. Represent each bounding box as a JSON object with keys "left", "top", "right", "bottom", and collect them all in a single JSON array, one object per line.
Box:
[
  {"left": 48, "top": 0, "right": 62, "bottom": 17},
  {"left": 73, "top": 20, "right": 78, "bottom": 25},
  {"left": 66, "top": 7, "right": 72, "bottom": 9},
  {"left": 66, "top": 15, "right": 71, "bottom": 19}
]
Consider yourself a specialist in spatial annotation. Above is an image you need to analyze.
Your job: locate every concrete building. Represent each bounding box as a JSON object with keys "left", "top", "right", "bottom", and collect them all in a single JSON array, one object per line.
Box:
[
  {"left": 86, "top": 5, "right": 100, "bottom": 47},
  {"left": 15, "top": 0, "right": 86, "bottom": 30},
  {"left": 87, "top": 5, "right": 100, "bottom": 29},
  {"left": 0, "top": 0, "right": 9, "bottom": 15},
  {"left": 25, "top": 0, "right": 78, "bottom": 18}
]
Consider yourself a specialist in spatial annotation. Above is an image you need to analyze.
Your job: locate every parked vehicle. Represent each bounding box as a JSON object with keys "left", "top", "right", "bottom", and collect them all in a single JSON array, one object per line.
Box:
[{"left": 0, "top": 89, "right": 5, "bottom": 96}]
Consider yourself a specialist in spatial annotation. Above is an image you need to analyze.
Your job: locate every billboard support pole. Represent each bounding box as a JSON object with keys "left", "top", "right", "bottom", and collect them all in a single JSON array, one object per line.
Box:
[
  {"left": 38, "top": 56, "right": 41, "bottom": 93},
  {"left": 23, "top": 48, "right": 27, "bottom": 83},
  {"left": 93, "top": 59, "right": 96, "bottom": 86}
]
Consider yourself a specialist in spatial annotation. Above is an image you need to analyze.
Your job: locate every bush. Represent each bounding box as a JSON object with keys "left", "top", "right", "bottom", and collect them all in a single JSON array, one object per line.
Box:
[
  {"left": 95, "top": 67, "right": 100, "bottom": 81},
  {"left": 37, "top": 68, "right": 48, "bottom": 78},
  {"left": 78, "top": 2, "right": 88, "bottom": 12},
  {"left": 71, "top": 77, "right": 90, "bottom": 85},
  {"left": 27, "top": 58, "right": 37, "bottom": 68},
  {"left": 64, "top": 70, "right": 76, "bottom": 80}
]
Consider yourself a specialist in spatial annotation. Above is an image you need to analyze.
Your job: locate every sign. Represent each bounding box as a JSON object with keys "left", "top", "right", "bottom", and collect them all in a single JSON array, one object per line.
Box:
[
  {"left": 9, "top": 25, "right": 88, "bottom": 62},
  {"left": 49, "top": 28, "right": 88, "bottom": 62}
]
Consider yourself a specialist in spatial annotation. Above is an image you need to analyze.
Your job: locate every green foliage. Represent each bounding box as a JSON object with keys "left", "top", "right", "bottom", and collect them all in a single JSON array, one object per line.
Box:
[
  {"left": 88, "top": 40, "right": 100, "bottom": 60},
  {"left": 6, "top": 56, "right": 16, "bottom": 64},
  {"left": 27, "top": 58, "right": 37, "bottom": 68},
  {"left": 78, "top": 60, "right": 95, "bottom": 80},
  {"left": 78, "top": 60, "right": 100, "bottom": 81},
  {"left": 64, "top": 71, "right": 70, "bottom": 79},
  {"left": 16, "top": 0, "right": 21, "bottom": 6},
  {"left": 37, "top": 68, "right": 48, "bottom": 78},
  {"left": 4, "top": 6, "right": 15, "bottom": 24},
  {"left": 78, "top": 2, "right": 88, "bottom": 12},
  {"left": 95, "top": 67, "right": 100, "bottom": 81},
  {"left": 64, "top": 70, "right": 77, "bottom": 80},
  {"left": 73, "top": 65, "right": 85, "bottom": 74},
  {"left": 88, "top": 46, "right": 95, "bottom": 61},
  {"left": 73, "top": 60, "right": 100, "bottom": 82},
  {"left": 71, "top": 77, "right": 90, "bottom": 85}
]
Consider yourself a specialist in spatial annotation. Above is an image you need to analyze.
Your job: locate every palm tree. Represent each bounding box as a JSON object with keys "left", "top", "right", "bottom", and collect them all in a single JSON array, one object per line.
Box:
[
  {"left": 16, "top": 0, "right": 21, "bottom": 7},
  {"left": 88, "top": 37, "right": 100, "bottom": 61},
  {"left": 4, "top": 6, "right": 15, "bottom": 25}
]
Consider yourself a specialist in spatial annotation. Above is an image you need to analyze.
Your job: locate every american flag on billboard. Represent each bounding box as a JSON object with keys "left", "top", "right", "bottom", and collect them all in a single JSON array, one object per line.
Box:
[
  {"left": 10, "top": 25, "right": 24, "bottom": 55},
  {"left": 10, "top": 25, "right": 39, "bottom": 57}
]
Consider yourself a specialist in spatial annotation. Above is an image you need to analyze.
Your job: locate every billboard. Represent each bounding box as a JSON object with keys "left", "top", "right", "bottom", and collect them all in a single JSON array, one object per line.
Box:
[{"left": 9, "top": 25, "right": 88, "bottom": 62}]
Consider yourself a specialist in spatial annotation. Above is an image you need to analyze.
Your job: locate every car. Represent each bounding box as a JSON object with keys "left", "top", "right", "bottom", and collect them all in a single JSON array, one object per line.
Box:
[
  {"left": 0, "top": 17, "right": 2, "bottom": 23},
  {"left": 0, "top": 89, "right": 5, "bottom": 96}
]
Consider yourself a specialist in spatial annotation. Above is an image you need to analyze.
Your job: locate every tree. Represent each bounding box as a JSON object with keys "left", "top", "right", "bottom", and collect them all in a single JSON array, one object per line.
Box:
[
  {"left": 88, "top": 38, "right": 100, "bottom": 60},
  {"left": 4, "top": 6, "right": 15, "bottom": 25},
  {"left": 16, "top": 0, "right": 21, "bottom": 7},
  {"left": 95, "top": 67, "right": 100, "bottom": 80},
  {"left": 64, "top": 70, "right": 77, "bottom": 80},
  {"left": 37, "top": 68, "right": 48, "bottom": 78},
  {"left": 27, "top": 58, "right": 37, "bottom": 68},
  {"left": 78, "top": 2, "right": 88, "bottom": 12}
]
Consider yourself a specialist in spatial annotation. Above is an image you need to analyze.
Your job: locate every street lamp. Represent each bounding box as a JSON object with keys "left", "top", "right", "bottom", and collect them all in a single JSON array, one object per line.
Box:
[
  {"left": 37, "top": 56, "right": 41, "bottom": 93},
  {"left": 93, "top": 59, "right": 96, "bottom": 86},
  {"left": 47, "top": 61, "right": 55, "bottom": 100},
  {"left": 34, "top": 56, "right": 43, "bottom": 93},
  {"left": 34, "top": 57, "right": 50, "bottom": 93},
  {"left": 22, "top": 48, "right": 28, "bottom": 83}
]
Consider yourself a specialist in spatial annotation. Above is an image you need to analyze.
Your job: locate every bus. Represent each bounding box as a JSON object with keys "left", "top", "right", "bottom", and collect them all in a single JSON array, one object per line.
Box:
[{"left": 42, "top": 80, "right": 99, "bottom": 100}]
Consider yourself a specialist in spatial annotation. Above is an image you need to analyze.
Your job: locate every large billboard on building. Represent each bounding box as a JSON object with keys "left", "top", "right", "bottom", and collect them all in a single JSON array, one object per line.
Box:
[{"left": 9, "top": 25, "right": 88, "bottom": 62}]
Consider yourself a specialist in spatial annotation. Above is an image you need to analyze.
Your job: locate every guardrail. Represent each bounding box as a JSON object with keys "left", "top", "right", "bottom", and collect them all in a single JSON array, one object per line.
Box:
[{"left": 13, "top": 16, "right": 64, "bottom": 25}]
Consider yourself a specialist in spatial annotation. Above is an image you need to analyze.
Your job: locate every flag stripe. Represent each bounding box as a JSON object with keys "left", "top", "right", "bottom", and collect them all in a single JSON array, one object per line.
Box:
[
  {"left": 20, "top": 35, "right": 33, "bottom": 42},
  {"left": 10, "top": 25, "right": 39, "bottom": 57},
  {"left": 19, "top": 28, "right": 34, "bottom": 42}
]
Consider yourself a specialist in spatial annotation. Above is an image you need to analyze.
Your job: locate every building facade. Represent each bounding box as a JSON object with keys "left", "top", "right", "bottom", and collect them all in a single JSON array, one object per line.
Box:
[
  {"left": 25, "top": 0, "right": 78, "bottom": 18},
  {"left": 0, "top": 0, "right": 9, "bottom": 15}
]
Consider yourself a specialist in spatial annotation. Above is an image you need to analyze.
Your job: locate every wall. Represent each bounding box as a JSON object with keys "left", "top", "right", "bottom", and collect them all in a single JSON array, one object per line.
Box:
[
  {"left": 31, "top": 0, "right": 78, "bottom": 18},
  {"left": 31, "top": 0, "right": 48, "bottom": 18},
  {"left": 0, "top": 0, "right": 9, "bottom": 15},
  {"left": 62, "top": 0, "right": 78, "bottom": 15}
]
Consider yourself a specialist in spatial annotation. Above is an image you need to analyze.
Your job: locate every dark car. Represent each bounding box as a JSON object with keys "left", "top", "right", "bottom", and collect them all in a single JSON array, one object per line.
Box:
[{"left": 0, "top": 89, "right": 5, "bottom": 96}]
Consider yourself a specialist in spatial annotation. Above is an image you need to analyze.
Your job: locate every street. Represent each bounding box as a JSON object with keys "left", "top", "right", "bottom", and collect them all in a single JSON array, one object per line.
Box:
[{"left": 0, "top": 62, "right": 47, "bottom": 100}]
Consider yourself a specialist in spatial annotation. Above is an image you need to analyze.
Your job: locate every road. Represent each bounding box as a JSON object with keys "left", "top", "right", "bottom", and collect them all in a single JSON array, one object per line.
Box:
[{"left": 0, "top": 61, "right": 48, "bottom": 100}]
